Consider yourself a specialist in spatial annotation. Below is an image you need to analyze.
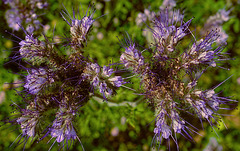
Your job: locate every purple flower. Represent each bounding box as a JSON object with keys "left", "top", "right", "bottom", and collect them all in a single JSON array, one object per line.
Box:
[
  {"left": 50, "top": 109, "right": 78, "bottom": 143},
  {"left": 5, "top": 4, "right": 126, "bottom": 151},
  {"left": 102, "top": 65, "right": 113, "bottom": 77},
  {"left": 136, "top": 12, "right": 147, "bottom": 26},
  {"left": 5, "top": 9, "right": 22, "bottom": 31},
  {"left": 109, "top": 76, "right": 125, "bottom": 87},
  {"left": 3, "top": 0, "right": 14, "bottom": 5},
  {"left": 19, "top": 33, "right": 50, "bottom": 63},
  {"left": 92, "top": 76, "right": 100, "bottom": 87},
  {"left": 152, "top": 10, "right": 191, "bottom": 53},
  {"left": 99, "top": 82, "right": 113, "bottom": 97},
  {"left": 61, "top": 5, "right": 95, "bottom": 48},
  {"left": 120, "top": 36, "right": 145, "bottom": 74},
  {"left": 154, "top": 111, "right": 172, "bottom": 140},
  {"left": 14, "top": 101, "right": 46, "bottom": 139},
  {"left": 135, "top": 8, "right": 155, "bottom": 26},
  {"left": 36, "top": 1, "right": 48, "bottom": 9},
  {"left": 70, "top": 16, "right": 94, "bottom": 40},
  {"left": 120, "top": 7, "right": 236, "bottom": 150},
  {"left": 17, "top": 110, "right": 39, "bottom": 137},
  {"left": 183, "top": 30, "right": 225, "bottom": 68},
  {"left": 160, "top": 0, "right": 176, "bottom": 10},
  {"left": 83, "top": 62, "right": 100, "bottom": 86},
  {"left": 171, "top": 110, "right": 185, "bottom": 133},
  {"left": 24, "top": 68, "right": 54, "bottom": 94},
  {"left": 83, "top": 62, "right": 125, "bottom": 98},
  {"left": 51, "top": 121, "right": 77, "bottom": 143}
]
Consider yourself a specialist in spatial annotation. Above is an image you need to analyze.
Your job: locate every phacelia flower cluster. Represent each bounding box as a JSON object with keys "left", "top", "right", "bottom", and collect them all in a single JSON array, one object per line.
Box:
[
  {"left": 121, "top": 8, "right": 236, "bottom": 150},
  {"left": 7, "top": 6, "right": 125, "bottom": 150},
  {"left": 3, "top": 0, "right": 48, "bottom": 32},
  {"left": 3, "top": 1, "right": 236, "bottom": 151}
]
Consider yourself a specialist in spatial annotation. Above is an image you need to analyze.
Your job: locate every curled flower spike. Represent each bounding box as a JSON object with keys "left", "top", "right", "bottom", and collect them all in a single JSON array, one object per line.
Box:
[
  {"left": 119, "top": 34, "right": 145, "bottom": 74},
  {"left": 70, "top": 16, "right": 94, "bottom": 42},
  {"left": 83, "top": 62, "right": 125, "bottom": 99},
  {"left": 154, "top": 110, "right": 172, "bottom": 140},
  {"left": 17, "top": 106, "right": 40, "bottom": 137},
  {"left": 19, "top": 33, "right": 53, "bottom": 64},
  {"left": 3, "top": 101, "right": 48, "bottom": 150},
  {"left": 50, "top": 109, "right": 77, "bottom": 143},
  {"left": 61, "top": 5, "right": 95, "bottom": 49},
  {"left": 151, "top": 9, "right": 191, "bottom": 54},
  {"left": 24, "top": 68, "right": 54, "bottom": 94},
  {"left": 183, "top": 29, "right": 227, "bottom": 69},
  {"left": 48, "top": 108, "right": 84, "bottom": 151}
]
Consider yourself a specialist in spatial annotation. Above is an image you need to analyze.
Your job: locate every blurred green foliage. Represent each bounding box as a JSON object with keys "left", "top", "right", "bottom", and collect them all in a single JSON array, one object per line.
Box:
[{"left": 0, "top": 0, "right": 240, "bottom": 150}]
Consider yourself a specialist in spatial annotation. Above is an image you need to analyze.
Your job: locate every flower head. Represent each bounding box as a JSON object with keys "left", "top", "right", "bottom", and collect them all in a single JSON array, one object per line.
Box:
[
  {"left": 120, "top": 8, "right": 236, "bottom": 149},
  {"left": 61, "top": 5, "right": 95, "bottom": 49},
  {"left": 19, "top": 34, "right": 49, "bottom": 63},
  {"left": 5, "top": 4, "right": 126, "bottom": 150},
  {"left": 120, "top": 34, "right": 145, "bottom": 74},
  {"left": 152, "top": 9, "right": 191, "bottom": 54}
]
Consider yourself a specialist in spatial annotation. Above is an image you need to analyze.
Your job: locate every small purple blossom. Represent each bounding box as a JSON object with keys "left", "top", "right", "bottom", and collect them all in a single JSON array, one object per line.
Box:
[
  {"left": 18, "top": 31, "right": 55, "bottom": 65},
  {"left": 120, "top": 36, "right": 145, "bottom": 74},
  {"left": 171, "top": 110, "right": 185, "bottom": 133},
  {"left": 109, "top": 76, "right": 125, "bottom": 87},
  {"left": 24, "top": 68, "right": 54, "bottom": 94},
  {"left": 5, "top": 9, "right": 22, "bottom": 31},
  {"left": 103, "top": 65, "right": 114, "bottom": 77},
  {"left": 3, "top": 0, "right": 14, "bottom": 5},
  {"left": 92, "top": 76, "right": 100, "bottom": 87},
  {"left": 152, "top": 10, "right": 191, "bottom": 53},
  {"left": 154, "top": 111, "right": 172, "bottom": 140},
  {"left": 136, "top": 12, "right": 148, "bottom": 26},
  {"left": 70, "top": 16, "right": 94, "bottom": 40},
  {"left": 50, "top": 111, "right": 78, "bottom": 143},
  {"left": 182, "top": 29, "right": 226, "bottom": 69},
  {"left": 83, "top": 63, "right": 125, "bottom": 98},
  {"left": 61, "top": 5, "right": 95, "bottom": 49},
  {"left": 17, "top": 109, "right": 40, "bottom": 137},
  {"left": 99, "top": 82, "right": 113, "bottom": 97},
  {"left": 135, "top": 8, "right": 155, "bottom": 26}
]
